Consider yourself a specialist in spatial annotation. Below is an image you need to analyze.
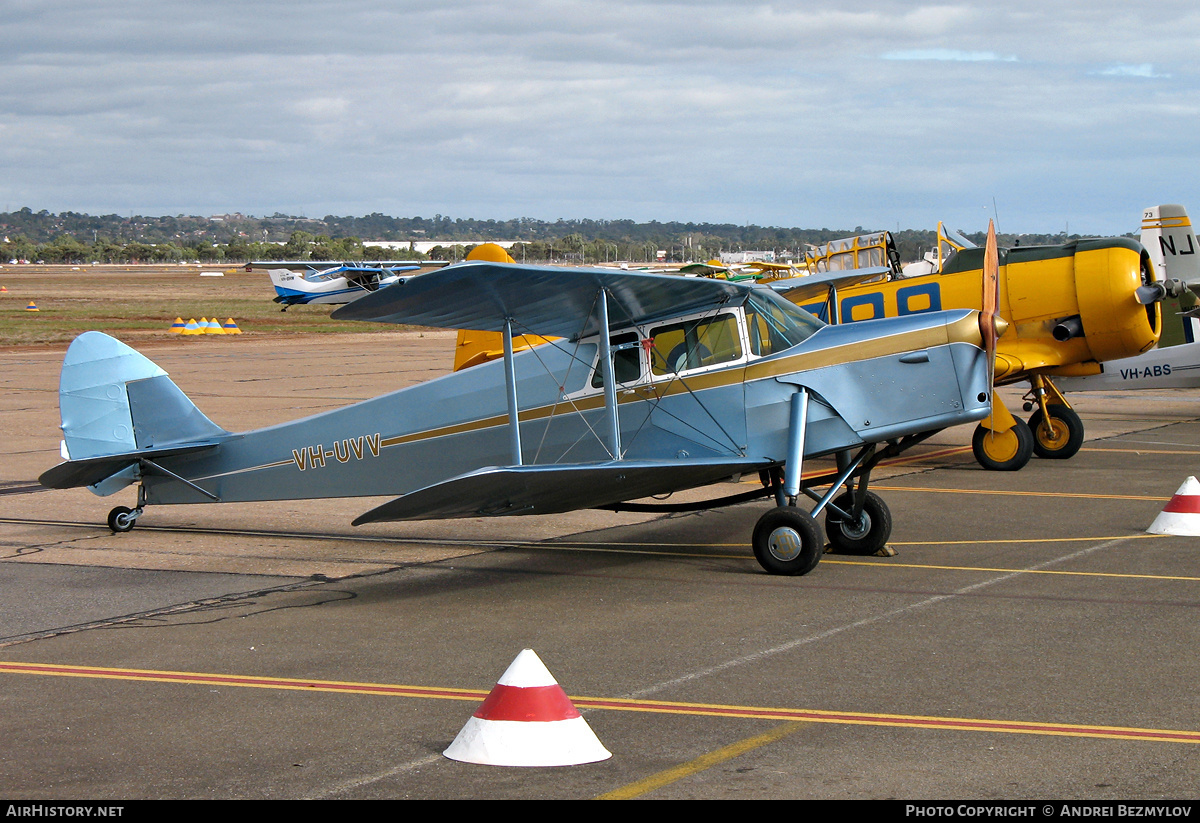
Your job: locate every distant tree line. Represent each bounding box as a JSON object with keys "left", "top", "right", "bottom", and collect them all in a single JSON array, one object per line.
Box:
[{"left": 0, "top": 207, "right": 1112, "bottom": 266}]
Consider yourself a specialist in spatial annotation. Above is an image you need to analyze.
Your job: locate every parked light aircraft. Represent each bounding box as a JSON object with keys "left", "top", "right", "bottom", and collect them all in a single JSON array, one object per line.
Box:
[
  {"left": 776, "top": 224, "right": 1182, "bottom": 471},
  {"left": 1056, "top": 205, "right": 1200, "bottom": 392},
  {"left": 39, "top": 262, "right": 996, "bottom": 575},
  {"left": 249, "top": 260, "right": 444, "bottom": 309}
]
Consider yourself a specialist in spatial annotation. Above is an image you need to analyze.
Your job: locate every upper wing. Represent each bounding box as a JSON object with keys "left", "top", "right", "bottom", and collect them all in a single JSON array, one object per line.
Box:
[
  {"left": 352, "top": 458, "right": 770, "bottom": 524},
  {"left": 331, "top": 261, "right": 752, "bottom": 339}
]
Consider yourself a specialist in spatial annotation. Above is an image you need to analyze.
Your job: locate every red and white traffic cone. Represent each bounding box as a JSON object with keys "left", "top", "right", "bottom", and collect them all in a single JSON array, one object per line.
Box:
[
  {"left": 1148, "top": 476, "right": 1200, "bottom": 536},
  {"left": 443, "top": 649, "right": 611, "bottom": 767}
]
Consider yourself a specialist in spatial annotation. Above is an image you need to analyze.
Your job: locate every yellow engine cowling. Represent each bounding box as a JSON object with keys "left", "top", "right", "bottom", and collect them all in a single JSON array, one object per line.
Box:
[
  {"left": 951, "top": 237, "right": 1160, "bottom": 377},
  {"left": 1070, "top": 238, "right": 1160, "bottom": 362}
]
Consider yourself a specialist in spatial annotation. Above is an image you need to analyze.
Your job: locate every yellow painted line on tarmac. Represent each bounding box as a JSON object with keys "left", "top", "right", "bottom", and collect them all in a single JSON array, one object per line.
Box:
[
  {"left": 594, "top": 722, "right": 806, "bottom": 800},
  {"left": 549, "top": 533, "right": 1165, "bottom": 550},
  {"left": 825, "top": 556, "right": 1200, "bottom": 583},
  {"left": 5, "top": 662, "right": 1199, "bottom": 746},
  {"left": 879, "top": 444, "right": 972, "bottom": 466},
  {"left": 1082, "top": 447, "right": 1200, "bottom": 456},
  {"left": 873, "top": 485, "right": 1169, "bottom": 501},
  {"left": 534, "top": 535, "right": 1200, "bottom": 582}
]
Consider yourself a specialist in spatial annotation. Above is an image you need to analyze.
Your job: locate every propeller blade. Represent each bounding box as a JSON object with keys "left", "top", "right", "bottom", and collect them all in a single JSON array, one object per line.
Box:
[{"left": 979, "top": 220, "right": 1001, "bottom": 382}]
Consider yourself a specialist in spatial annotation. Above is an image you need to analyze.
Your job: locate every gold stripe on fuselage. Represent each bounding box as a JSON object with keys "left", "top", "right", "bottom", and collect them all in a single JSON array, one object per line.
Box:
[
  {"left": 384, "top": 313, "right": 980, "bottom": 448},
  {"left": 208, "top": 314, "right": 979, "bottom": 481}
]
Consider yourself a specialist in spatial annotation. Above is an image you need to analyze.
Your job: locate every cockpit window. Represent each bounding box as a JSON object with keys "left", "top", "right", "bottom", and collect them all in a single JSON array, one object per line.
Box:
[
  {"left": 744, "top": 290, "right": 824, "bottom": 356},
  {"left": 591, "top": 332, "right": 643, "bottom": 388},
  {"left": 648, "top": 313, "right": 742, "bottom": 376}
]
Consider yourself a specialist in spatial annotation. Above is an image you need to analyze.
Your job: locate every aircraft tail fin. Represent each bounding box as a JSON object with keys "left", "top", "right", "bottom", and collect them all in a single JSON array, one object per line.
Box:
[
  {"left": 46, "top": 332, "right": 229, "bottom": 493},
  {"left": 1142, "top": 205, "right": 1200, "bottom": 285}
]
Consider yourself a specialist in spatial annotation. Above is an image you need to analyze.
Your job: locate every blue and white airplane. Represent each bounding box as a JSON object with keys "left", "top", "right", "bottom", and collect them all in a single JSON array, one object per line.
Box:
[
  {"left": 251, "top": 260, "right": 437, "bottom": 309},
  {"left": 39, "top": 261, "right": 997, "bottom": 576}
]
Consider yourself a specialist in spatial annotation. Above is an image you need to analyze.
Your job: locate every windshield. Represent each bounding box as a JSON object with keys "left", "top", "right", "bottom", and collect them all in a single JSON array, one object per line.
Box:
[{"left": 744, "top": 290, "right": 824, "bottom": 356}]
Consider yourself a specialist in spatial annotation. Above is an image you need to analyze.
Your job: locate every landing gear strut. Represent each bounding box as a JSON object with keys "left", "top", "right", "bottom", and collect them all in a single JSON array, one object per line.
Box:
[
  {"left": 106, "top": 483, "right": 150, "bottom": 533},
  {"left": 1025, "top": 376, "right": 1083, "bottom": 459},
  {"left": 751, "top": 408, "right": 899, "bottom": 576}
]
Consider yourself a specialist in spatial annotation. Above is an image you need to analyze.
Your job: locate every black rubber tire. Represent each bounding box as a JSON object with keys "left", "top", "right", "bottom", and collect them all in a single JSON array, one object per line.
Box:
[
  {"left": 107, "top": 506, "right": 136, "bottom": 533},
  {"left": 752, "top": 506, "right": 824, "bottom": 576},
  {"left": 824, "top": 491, "right": 892, "bottom": 555},
  {"left": 972, "top": 419, "right": 1034, "bottom": 471},
  {"left": 1028, "top": 404, "right": 1084, "bottom": 460}
]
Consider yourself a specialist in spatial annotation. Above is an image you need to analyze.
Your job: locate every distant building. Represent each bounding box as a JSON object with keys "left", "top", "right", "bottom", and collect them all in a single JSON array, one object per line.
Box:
[
  {"left": 365, "top": 240, "right": 518, "bottom": 254},
  {"left": 719, "top": 250, "right": 776, "bottom": 264}
]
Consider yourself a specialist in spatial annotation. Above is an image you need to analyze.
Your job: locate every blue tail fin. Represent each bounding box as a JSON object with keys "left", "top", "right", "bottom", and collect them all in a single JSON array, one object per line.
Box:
[
  {"left": 58, "top": 331, "right": 227, "bottom": 460},
  {"left": 41, "top": 332, "right": 229, "bottom": 495}
]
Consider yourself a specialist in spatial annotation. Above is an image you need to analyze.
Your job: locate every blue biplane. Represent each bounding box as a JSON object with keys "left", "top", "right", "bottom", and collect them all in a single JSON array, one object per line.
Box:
[{"left": 40, "top": 261, "right": 994, "bottom": 575}]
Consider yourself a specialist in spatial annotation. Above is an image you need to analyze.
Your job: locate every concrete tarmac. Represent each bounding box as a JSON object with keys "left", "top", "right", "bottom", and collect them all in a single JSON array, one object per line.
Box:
[{"left": 4, "top": 332, "right": 1200, "bottom": 799}]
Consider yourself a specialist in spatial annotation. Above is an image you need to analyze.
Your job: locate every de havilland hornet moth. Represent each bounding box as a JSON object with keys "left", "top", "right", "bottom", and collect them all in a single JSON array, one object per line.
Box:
[{"left": 39, "top": 262, "right": 997, "bottom": 576}]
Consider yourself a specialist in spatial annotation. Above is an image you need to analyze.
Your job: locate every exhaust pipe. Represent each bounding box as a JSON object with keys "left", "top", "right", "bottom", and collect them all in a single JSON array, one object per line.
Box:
[{"left": 1052, "top": 315, "right": 1085, "bottom": 342}]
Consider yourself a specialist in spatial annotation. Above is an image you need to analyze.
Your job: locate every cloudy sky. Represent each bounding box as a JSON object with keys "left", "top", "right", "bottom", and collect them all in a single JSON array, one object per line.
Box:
[{"left": 4, "top": 1, "right": 1197, "bottom": 235}]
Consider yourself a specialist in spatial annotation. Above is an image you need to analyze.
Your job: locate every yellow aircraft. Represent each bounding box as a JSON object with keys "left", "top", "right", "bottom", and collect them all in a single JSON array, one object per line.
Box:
[
  {"left": 454, "top": 243, "right": 558, "bottom": 370},
  {"left": 780, "top": 225, "right": 1173, "bottom": 470}
]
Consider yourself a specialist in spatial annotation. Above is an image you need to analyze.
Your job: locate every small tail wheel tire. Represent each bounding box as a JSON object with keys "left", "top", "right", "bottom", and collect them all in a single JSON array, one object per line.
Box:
[
  {"left": 972, "top": 419, "right": 1034, "bottom": 471},
  {"left": 1028, "top": 404, "right": 1084, "bottom": 460},
  {"left": 752, "top": 506, "right": 824, "bottom": 576},
  {"left": 107, "top": 506, "right": 136, "bottom": 533},
  {"left": 825, "top": 491, "right": 892, "bottom": 555}
]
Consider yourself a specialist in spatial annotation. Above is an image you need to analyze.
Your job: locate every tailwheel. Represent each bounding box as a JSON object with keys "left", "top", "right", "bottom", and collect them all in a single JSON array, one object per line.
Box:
[
  {"left": 972, "top": 419, "right": 1034, "bottom": 471},
  {"left": 752, "top": 506, "right": 823, "bottom": 576},
  {"left": 1028, "top": 404, "right": 1084, "bottom": 460},
  {"left": 825, "top": 491, "right": 892, "bottom": 555},
  {"left": 107, "top": 506, "right": 140, "bottom": 533}
]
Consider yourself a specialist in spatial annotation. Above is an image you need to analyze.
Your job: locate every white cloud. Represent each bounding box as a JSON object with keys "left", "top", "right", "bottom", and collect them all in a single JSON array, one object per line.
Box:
[
  {"left": 1096, "top": 63, "right": 1171, "bottom": 78},
  {"left": 2, "top": 1, "right": 1199, "bottom": 234},
  {"left": 881, "top": 50, "right": 1018, "bottom": 62}
]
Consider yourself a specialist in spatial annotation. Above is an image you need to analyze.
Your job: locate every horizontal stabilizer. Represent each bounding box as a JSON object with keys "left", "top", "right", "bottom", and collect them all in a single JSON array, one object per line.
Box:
[
  {"left": 353, "top": 457, "right": 770, "bottom": 524},
  {"left": 38, "top": 441, "right": 222, "bottom": 491}
]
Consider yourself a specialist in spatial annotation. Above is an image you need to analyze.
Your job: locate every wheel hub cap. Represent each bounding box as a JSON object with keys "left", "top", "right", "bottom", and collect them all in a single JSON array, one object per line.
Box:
[
  {"left": 767, "top": 527, "right": 804, "bottom": 561},
  {"left": 839, "top": 513, "right": 871, "bottom": 540}
]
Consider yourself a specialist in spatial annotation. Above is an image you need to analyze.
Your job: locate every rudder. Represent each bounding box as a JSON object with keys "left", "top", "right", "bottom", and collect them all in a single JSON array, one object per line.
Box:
[
  {"left": 1142, "top": 204, "right": 1200, "bottom": 285},
  {"left": 58, "top": 331, "right": 227, "bottom": 461}
]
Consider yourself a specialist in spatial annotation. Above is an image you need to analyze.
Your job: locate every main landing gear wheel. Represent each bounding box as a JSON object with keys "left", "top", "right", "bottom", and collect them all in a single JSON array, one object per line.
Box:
[
  {"left": 107, "top": 505, "right": 137, "bottom": 533},
  {"left": 824, "top": 491, "right": 892, "bottom": 555},
  {"left": 752, "top": 507, "right": 824, "bottom": 576},
  {"left": 972, "top": 419, "right": 1034, "bottom": 471},
  {"left": 1028, "top": 404, "right": 1084, "bottom": 460}
]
